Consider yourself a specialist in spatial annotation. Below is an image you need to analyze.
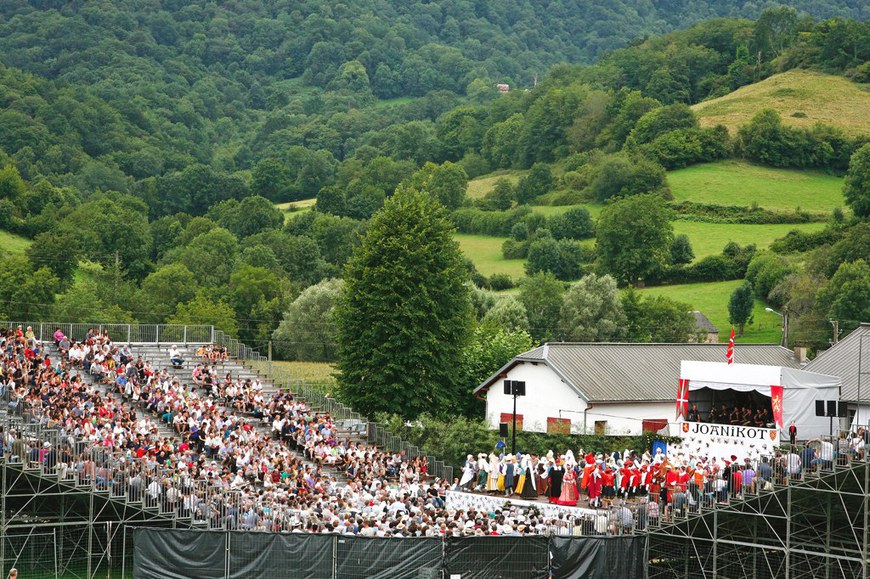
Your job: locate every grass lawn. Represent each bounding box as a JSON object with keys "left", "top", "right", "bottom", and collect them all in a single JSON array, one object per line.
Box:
[
  {"left": 693, "top": 69, "right": 870, "bottom": 138},
  {"left": 0, "top": 229, "right": 32, "bottom": 255},
  {"left": 276, "top": 198, "right": 317, "bottom": 222},
  {"left": 466, "top": 170, "right": 526, "bottom": 200},
  {"left": 636, "top": 280, "right": 782, "bottom": 343},
  {"left": 672, "top": 221, "right": 827, "bottom": 260},
  {"left": 273, "top": 360, "right": 337, "bottom": 385},
  {"left": 667, "top": 160, "right": 844, "bottom": 212},
  {"left": 454, "top": 233, "right": 525, "bottom": 279}
]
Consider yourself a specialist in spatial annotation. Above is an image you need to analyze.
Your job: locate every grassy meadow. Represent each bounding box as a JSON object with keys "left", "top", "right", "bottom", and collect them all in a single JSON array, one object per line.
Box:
[
  {"left": 636, "top": 280, "right": 783, "bottom": 344},
  {"left": 466, "top": 170, "right": 526, "bottom": 200},
  {"left": 672, "top": 221, "right": 827, "bottom": 260},
  {"left": 455, "top": 233, "right": 526, "bottom": 278},
  {"left": 667, "top": 160, "right": 844, "bottom": 212},
  {"left": 0, "top": 229, "right": 32, "bottom": 256},
  {"left": 692, "top": 70, "right": 870, "bottom": 137},
  {"left": 273, "top": 360, "right": 337, "bottom": 385},
  {"left": 276, "top": 198, "right": 317, "bottom": 222}
]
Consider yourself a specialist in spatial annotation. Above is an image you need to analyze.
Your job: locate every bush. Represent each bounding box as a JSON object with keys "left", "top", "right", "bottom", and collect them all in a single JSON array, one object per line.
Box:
[
  {"left": 590, "top": 154, "right": 670, "bottom": 202},
  {"left": 639, "top": 126, "right": 730, "bottom": 169},
  {"left": 501, "top": 238, "right": 528, "bottom": 259},
  {"left": 525, "top": 237, "right": 584, "bottom": 280},
  {"left": 488, "top": 273, "right": 514, "bottom": 291},
  {"left": 745, "top": 251, "right": 794, "bottom": 300},
  {"left": 451, "top": 205, "right": 532, "bottom": 236},
  {"left": 770, "top": 227, "right": 842, "bottom": 253},
  {"left": 547, "top": 206, "right": 595, "bottom": 240},
  {"left": 667, "top": 201, "right": 820, "bottom": 224}
]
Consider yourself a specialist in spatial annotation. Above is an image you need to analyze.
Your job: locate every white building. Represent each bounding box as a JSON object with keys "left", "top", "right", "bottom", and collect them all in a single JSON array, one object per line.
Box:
[{"left": 473, "top": 342, "right": 803, "bottom": 436}]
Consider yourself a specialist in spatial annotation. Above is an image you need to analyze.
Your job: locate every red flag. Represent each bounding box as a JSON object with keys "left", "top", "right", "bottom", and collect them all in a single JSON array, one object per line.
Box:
[
  {"left": 675, "top": 379, "right": 690, "bottom": 421},
  {"left": 770, "top": 385, "right": 784, "bottom": 428},
  {"left": 726, "top": 328, "right": 735, "bottom": 365}
]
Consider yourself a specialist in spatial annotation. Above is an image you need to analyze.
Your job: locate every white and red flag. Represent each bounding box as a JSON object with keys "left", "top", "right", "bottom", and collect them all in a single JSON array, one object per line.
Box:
[
  {"left": 675, "top": 378, "right": 690, "bottom": 420},
  {"left": 726, "top": 328, "right": 735, "bottom": 365}
]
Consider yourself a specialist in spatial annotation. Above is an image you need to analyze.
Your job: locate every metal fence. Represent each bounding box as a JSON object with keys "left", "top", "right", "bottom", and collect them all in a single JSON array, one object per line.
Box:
[{"left": 1, "top": 321, "right": 214, "bottom": 345}]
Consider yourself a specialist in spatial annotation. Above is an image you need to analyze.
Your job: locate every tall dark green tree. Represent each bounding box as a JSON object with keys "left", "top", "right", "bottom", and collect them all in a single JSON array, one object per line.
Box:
[
  {"left": 336, "top": 186, "right": 472, "bottom": 419},
  {"left": 728, "top": 281, "right": 755, "bottom": 337}
]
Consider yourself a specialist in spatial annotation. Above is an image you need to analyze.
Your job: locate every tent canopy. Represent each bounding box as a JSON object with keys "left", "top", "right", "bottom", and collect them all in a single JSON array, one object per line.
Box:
[{"left": 680, "top": 361, "right": 841, "bottom": 439}]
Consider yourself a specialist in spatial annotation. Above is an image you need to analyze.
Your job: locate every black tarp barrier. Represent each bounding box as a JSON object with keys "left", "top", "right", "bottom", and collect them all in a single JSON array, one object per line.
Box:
[
  {"left": 227, "top": 532, "right": 334, "bottom": 579},
  {"left": 133, "top": 528, "right": 226, "bottom": 579},
  {"left": 133, "top": 528, "right": 647, "bottom": 578},
  {"left": 444, "top": 535, "right": 549, "bottom": 578},
  {"left": 335, "top": 536, "right": 442, "bottom": 578},
  {"left": 550, "top": 535, "right": 645, "bottom": 579}
]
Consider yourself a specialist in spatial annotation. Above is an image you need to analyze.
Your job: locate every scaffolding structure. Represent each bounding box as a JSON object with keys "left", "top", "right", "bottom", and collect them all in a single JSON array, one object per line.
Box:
[{"left": 648, "top": 333, "right": 870, "bottom": 579}]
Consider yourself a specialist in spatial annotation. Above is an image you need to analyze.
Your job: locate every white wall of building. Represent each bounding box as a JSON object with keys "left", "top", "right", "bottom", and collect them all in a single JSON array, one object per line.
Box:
[
  {"left": 484, "top": 362, "right": 585, "bottom": 433},
  {"left": 584, "top": 402, "right": 674, "bottom": 436},
  {"left": 483, "top": 362, "right": 675, "bottom": 436}
]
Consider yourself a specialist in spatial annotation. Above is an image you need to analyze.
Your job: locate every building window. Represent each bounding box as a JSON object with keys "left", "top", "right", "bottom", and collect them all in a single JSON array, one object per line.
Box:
[
  {"left": 547, "top": 417, "right": 571, "bottom": 435},
  {"left": 500, "top": 413, "right": 524, "bottom": 431},
  {"left": 642, "top": 419, "right": 668, "bottom": 433},
  {"left": 594, "top": 420, "right": 607, "bottom": 435}
]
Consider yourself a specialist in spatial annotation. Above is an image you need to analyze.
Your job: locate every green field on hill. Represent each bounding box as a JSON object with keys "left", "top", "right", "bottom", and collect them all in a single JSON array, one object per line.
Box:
[
  {"left": 693, "top": 70, "right": 870, "bottom": 138},
  {"left": 466, "top": 170, "right": 526, "bottom": 200},
  {"left": 668, "top": 160, "right": 844, "bottom": 212},
  {"left": 455, "top": 233, "right": 526, "bottom": 279},
  {"left": 0, "top": 230, "right": 32, "bottom": 256},
  {"left": 672, "top": 221, "right": 826, "bottom": 260},
  {"left": 276, "top": 198, "right": 317, "bottom": 222},
  {"left": 636, "top": 280, "right": 782, "bottom": 343},
  {"left": 273, "top": 360, "right": 337, "bottom": 386}
]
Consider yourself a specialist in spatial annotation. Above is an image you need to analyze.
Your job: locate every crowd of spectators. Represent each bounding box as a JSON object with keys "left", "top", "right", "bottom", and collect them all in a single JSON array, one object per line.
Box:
[
  {"left": 6, "top": 324, "right": 866, "bottom": 538},
  {"left": 2, "top": 326, "right": 611, "bottom": 537}
]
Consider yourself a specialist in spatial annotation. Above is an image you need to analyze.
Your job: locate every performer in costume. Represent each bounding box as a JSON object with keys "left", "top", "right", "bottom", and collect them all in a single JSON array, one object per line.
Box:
[
  {"left": 547, "top": 459, "right": 565, "bottom": 503},
  {"left": 558, "top": 464, "right": 579, "bottom": 506},
  {"left": 459, "top": 454, "right": 476, "bottom": 490},
  {"left": 536, "top": 456, "right": 550, "bottom": 496},
  {"left": 476, "top": 453, "right": 489, "bottom": 490},
  {"left": 521, "top": 454, "right": 538, "bottom": 499},
  {"left": 514, "top": 453, "right": 526, "bottom": 495},
  {"left": 503, "top": 455, "right": 516, "bottom": 496},
  {"left": 587, "top": 461, "right": 604, "bottom": 508},
  {"left": 486, "top": 453, "right": 500, "bottom": 492}
]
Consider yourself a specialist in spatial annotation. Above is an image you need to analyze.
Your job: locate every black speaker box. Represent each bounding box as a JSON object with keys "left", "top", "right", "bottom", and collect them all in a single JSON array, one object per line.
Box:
[
  {"left": 499, "top": 423, "right": 509, "bottom": 437},
  {"left": 513, "top": 381, "right": 526, "bottom": 396},
  {"left": 504, "top": 380, "right": 512, "bottom": 395},
  {"left": 837, "top": 401, "right": 848, "bottom": 417},
  {"left": 815, "top": 400, "right": 825, "bottom": 417},
  {"left": 827, "top": 400, "right": 837, "bottom": 418}
]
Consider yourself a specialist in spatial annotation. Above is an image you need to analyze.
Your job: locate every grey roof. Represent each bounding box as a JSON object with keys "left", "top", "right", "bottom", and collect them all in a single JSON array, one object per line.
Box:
[
  {"left": 691, "top": 311, "right": 718, "bottom": 334},
  {"left": 475, "top": 342, "right": 801, "bottom": 402},
  {"left": 805, "top": 323, "right": 870, "bottom": 402}
]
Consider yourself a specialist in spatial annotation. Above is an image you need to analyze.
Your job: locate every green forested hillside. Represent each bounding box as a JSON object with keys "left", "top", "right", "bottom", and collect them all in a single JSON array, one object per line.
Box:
[{"left": 0, "top": 2, "right": 868, "bottom": 364}]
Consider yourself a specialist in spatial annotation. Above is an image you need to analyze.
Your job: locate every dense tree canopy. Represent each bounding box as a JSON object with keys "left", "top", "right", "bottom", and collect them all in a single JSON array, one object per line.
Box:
[{"left": 335, "top": 187, "right": 472, "bottom": 419}]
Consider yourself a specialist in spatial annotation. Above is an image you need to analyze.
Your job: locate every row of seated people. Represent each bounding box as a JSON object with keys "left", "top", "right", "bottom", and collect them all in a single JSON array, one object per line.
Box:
[{"left": 686, "top": 403, "right": 773, "bottom": 427}]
